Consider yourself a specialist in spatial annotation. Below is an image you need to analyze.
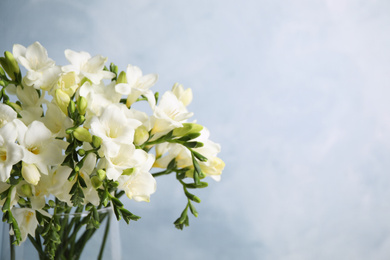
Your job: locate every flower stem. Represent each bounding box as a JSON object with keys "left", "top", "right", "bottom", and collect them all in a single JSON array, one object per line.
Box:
[{"left": 97, "top": 213, "right": 111, "bottom": 260}]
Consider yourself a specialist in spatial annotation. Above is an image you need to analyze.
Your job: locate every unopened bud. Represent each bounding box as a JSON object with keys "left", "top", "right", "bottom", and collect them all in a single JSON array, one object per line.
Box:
[
  {"left": 22, "top": 162, "right": 40, "bottom": 186},
  {"left": 134, "top": 125, "right": 149, "bottom": 145},
  {"left": 173, "top": 123, "right": 203, "bottom": 137},
  {"left": 117, "top": 71, "right": 127, "bottom": 84},
  {"left": 78, "top": 149, "right": 86, "bottom": 156},
  {"left": 97, "top": 169, "right": 106, "bottom": 180},
  {"left": 0, "top": 65, "right": 5, "bottom": 77},
  {"left": 122, "top": 168, "right": 135, "bottom": 176},
  {"left": 92, "top": 135, "right": 102, "bottom": 148},
  {"left": 77, "top": 96, "right": 87, "bottom": 115},
  {"left": 4, "top": 51, "right": 20, "bottom": 80},
  {"left": 55, "top": 89, "right": 70, "bottom": 115},
  {"left": 68, "top": 100, "right": 76, "bottom": 115},
  {"left": 91, "top": 176, "right": 102, "bottom": 188},
  {"left": 20, "top": 184, "right": 32, "bottom": 197},
  {"left": 73, "top": 127, "right": 92, "bottom": 143},
  {"left": 8, "top": 102, "right": 21, "bottom": 112}
]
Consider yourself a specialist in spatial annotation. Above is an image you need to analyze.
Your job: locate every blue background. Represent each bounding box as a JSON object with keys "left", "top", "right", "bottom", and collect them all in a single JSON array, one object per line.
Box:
[{"left": 1, "top": 0, "right": 390, "bottom": 259}]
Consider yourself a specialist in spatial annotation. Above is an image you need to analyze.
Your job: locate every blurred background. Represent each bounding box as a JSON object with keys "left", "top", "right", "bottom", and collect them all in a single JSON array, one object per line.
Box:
[{"left": 1, "top": 0, "right": 390, "bottom": 259}]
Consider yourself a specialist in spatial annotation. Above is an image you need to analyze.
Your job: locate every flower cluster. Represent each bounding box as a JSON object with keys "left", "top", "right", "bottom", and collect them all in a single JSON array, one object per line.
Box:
[{"left": 0, "top": 42, "right": 224, "bottom": 256}]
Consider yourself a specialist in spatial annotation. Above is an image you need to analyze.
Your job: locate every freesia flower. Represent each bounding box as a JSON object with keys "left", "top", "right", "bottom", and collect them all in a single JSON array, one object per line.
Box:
[
  {"left": 0, "top": 103, "right": 17, "bottom": 128},
  {"left": 62, "top": 49, "right": 115, "bottom": 84},
  {"left": 13, "top": 42, "right": 60, "bottom": 90},
  {"left": 11, "top": 208, "right": 39, "bottom": 242},
  {"left": 0, "top": 121, "right": 24, "bottom": 181},
  {"left": 115, "top": 64, "right": 158, "bottom": 108},
  {"left": 16, "top": 120, "right": 67, "bottom": 177},
  {"left": 151, "top": 91, "right": 193, "bottom": 138},
  {"left": 90, "top": 104, "right": 142, "bottom": 157},
  {"left": 117, "top": 153, "right": 156, "bottom": 202}
]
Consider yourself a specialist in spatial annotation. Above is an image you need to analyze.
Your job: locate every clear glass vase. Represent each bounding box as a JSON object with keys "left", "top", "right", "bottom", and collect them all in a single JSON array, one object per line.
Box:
[{"left": 1, "top": 207, "right": 121, "bottom": 260}]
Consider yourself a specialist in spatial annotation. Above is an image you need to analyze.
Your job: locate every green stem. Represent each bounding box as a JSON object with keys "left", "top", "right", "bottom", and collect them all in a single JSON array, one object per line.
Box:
[
  {"left": 10, "top": 233, "right": 15, "bottom": 260},
  {"left": 152, "top": 169, "right": 173, "bottom": 177},
  {"left": 97, "top": 213, "right": 111, "bottom": 260}
]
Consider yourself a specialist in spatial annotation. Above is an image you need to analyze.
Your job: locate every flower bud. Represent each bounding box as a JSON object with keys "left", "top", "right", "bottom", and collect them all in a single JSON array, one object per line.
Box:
[
  {"left": 0, "top": 65, "right": 5, "bottom": 77},
  {"left": 77, "top": 96, "right": 88, "bottom": 115},
  {"left": 134, "top": 125, "right": 149, "bottom": 145},
  {"left": 173, "top": 123, "right": 203, "bottom": 137},
  {"left": 8, "top": 102, "right": 21, "bottom": 112},
  {"left": 68, "top": 100, "right": 76, "bottom": 115},
  {"left": 97, "top": 169, "right": 106, "bottom": 180},
  {"left": 91, "top": 176, "right": 102, "bottom": 189},
  {"left": 92, "top": 135, "right": 102, "bottom": 148},
  {"left": 20, "top": 184, "right": 33, "bottom": 197},
  {"left": 3, "top": 51, "right": 20, "bottom": 81},
  {"left": 55, "top": 89, "right": 70, "bottom": 115},
  {"left": 77, "top": 149, "right": 86, "bottom": 156},
  {"left": 22, "top": 162, "right": 41, "bottom": 186},
  {"left": 0, "top": 57, "right": 11, "bottom": 79},
  {"left": 117, "top": 71, "right": 127, "bottom": 84},
  {"left": 122, "top": 168, "right": 135, "bottom": 176},
  {"left": 73, "top": 127, "right": 93, "bottom": 143}
]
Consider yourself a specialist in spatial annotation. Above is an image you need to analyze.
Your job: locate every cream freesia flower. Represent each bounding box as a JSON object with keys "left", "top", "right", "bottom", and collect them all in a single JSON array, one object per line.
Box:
[
  {"left": 13, "top": 42, "right": 60, "bottom": 90},
  {"left": 115, "top": 64, "right": 158, "bottom": 108},
  {"left": 62, "top": 49, "right": 115, "bottom": 84},
  {"left": 117, "top": 153, "right": 156, "bottom": 202},
  {"left": 90, "top": 104, "right": 142, "bottom": 157},
  {"left": 0, "top": 121, "right": 24, "bottom": 181}
]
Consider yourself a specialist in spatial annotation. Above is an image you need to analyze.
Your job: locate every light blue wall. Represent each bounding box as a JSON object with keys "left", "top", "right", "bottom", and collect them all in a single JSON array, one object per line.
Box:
[{"left": 1, "top": 0, "right": 390, "bottom": 259}]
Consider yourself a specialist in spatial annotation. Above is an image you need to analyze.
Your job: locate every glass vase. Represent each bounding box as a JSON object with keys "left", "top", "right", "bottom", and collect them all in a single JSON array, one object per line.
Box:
[{"left": 1, "top": 207, "right": 121, "bottom": 260}]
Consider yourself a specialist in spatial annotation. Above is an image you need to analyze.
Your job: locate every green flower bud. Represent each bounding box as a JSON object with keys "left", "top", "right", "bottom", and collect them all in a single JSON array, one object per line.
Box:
[
  {"left": 117, "top": 71, "right": 127, "bottom": 84},
  {"left": 18, "top": 198, "right": 27, "bottom": 206},
  {"left": 68, "top": 100, "right": 76, "bottom": 115},
  {"left": 20, "top": 184, "right": 32, "bottom": 197},
  {"left": 48, "top": 200, "right": 56, "bottom": 208},
  {"left": 4, "top": 51, "right": 20, "bottom": 77},
  {"left": 0, "top": 57, "right": 11, "bottom": 79},
  {"left": 0, "top": 64, "right": 5, "bottom": 77},
  {"left": 92, "top": 135, "right": 102, "bottom": 148},
  {"left": 122, "top": 168, "right": 135, "bottom": 176},
  {"left": 173, "top": 123, "right": 203, "bottom": 137},
  {"left": 97, "top": 169, "right": 106, "bottom": 180},
  {"left": 134, "top": 125, "right": 149, "bottom": 145},
  {"left": 77, "top": 149, "right": 86, "bottom": 156},
  {"left": 91, "top": 176, "right": 102, "bottom": 189},
  {"left": 73, "top": 127, "right": 93, "bottom": 143},
  {"left": 8, "top": 102, "right": 21, "bottom": 112},
  {"left": 77, "top": 96, "right": 88, "bottom": 115}
]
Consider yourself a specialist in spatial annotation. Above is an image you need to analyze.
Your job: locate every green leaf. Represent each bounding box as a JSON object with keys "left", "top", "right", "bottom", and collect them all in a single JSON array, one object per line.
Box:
[{"left": 70, "top": 184, "right": 84, "bottom": 206}]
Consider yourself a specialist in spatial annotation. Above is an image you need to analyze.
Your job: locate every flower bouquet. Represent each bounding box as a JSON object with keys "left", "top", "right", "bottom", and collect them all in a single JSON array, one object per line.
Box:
[{"left": 0, "top": 42, "right": 224, "bottom": 259}]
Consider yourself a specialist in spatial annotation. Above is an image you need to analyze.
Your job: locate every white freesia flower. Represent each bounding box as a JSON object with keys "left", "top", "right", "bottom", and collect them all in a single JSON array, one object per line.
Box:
[
  {"left": 115, "top": 64, "right": 158, "bottom": 108},
  {"left": 101, "top": 144, "right": 149, "bottom": 181},
  {"left": 15, "top": 85, "right": 45, "bottom": 125},
  {"left": 151, "top": 91, "right": 193, "bottom": 138},
  {"left": 154, "top": 128, "right": 224, "bottom": 181},
  {"left": 16, "top": 120, "right": 67, "bottom": 176},
  {"left": 0, "top": 103, "right": 17, "bottom": 128},
  {"left": 39, "top": 102, "right": 73, "bottom": 137},
  {"left": 11, "top": 208, "right": 39, "bottom": 242},
  {"left": 90, "top": 104, "right": 142, "bottom": 157},
  {"left": 172, "top": 83, "right": 192, "bottom": 107},
  {"left": 117, "top": 153, "right": 156, "bottom": 202},
  {"left": 0, "top": 121, "right": 24, "bottom": 181},
  {"left": 13, "top": 42, "right": 60, "bottom": 90},
  {"left": 79, "top": 153, "right": 100, "bottom": 206},
  {"left": 62, "top": 50, "right": 115, "bottom": 84}
]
